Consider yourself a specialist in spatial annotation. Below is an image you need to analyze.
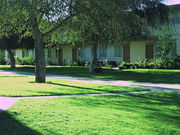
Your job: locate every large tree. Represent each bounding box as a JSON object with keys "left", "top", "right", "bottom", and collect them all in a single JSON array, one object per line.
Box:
[
  {"left": 0, "top": 10, "right": 34, "bottom": 68},
  {"left": 0, "top": 0, "right": 78, "bottom": 83},
  {"left": 0, "top": 35, "right": 19, "bottom": 68},
  {"left": 67, "top": 0, "right": 170, "bottom": 73},
  {"left": 0, "top": 6, "right": 28, "bottom": 68},
  {"left": 0, "top": 0, "right": 169, "bottom": 81}
]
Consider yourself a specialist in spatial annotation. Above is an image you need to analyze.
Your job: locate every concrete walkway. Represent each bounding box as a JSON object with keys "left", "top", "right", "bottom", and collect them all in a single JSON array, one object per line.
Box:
[
  {"left": 0, "top": 70, "right": 180, "bottom": 111},
  {"left": 1, "top": 70, "right": 180, "bottom": 92},
  {"left": 0, "top": 91, "right": 152, "bottom": 111}
]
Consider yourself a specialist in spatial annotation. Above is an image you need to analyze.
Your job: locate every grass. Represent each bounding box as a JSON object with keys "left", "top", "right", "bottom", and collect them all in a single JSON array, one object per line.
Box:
[
  {"left": 0, "top": 74, "right": 145, "bottom": 97},
  {"left": 0, "top": 93, "right": 179, "bottom": 135},
  {"left": 0, "top": 65, "right": 180, "bottom": 84}
]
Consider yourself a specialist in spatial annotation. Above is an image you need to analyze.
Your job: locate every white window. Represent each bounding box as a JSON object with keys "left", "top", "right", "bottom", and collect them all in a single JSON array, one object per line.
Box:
[
  {"left": 114, "top": 46, "right": 122, "bottom": 57},
  {"left": 108, "top": 46, "right": 122, "bottom": 57},
  {"left": 109, "top": 46, "right": 115, "bottom": 57},
  {"left": 22, "top": 50, "right": 29, "bottom": 57},
  {"left": 99, "top": 46, "right": 107, "bottom": 57},
  {"left": 79, "top": 47, "right": 91, "bottom": 61}
]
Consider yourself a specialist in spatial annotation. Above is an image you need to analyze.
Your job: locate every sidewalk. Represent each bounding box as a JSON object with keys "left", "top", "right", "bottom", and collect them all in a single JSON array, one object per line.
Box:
[
  {"left": 0, "top": 91, "right": 152, "bottom": 111},
  {"left": 0, "top": 70, "right": 180, "bottom": 92}
]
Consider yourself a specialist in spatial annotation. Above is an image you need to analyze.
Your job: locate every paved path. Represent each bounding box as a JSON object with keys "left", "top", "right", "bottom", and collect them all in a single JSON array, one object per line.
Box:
[
  {"left": 0, "top": 91, "right": 152, "bottom": 111},
  {"left": 0, "top": 70, "right": 180, "bottom": 111},
  {"left": 1, "top": 70, "right": 180, "bottom": 92}
]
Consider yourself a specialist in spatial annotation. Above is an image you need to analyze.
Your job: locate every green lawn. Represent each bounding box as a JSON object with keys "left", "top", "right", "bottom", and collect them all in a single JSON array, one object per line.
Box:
[
  {"left": 0, "top": 93, "right": 179, "bottom": 135},
  {"left": 0, "top": 65, "right": 180, "bottom": 84},
  {"left": 0, "top": 74, "right": 145, "bottom": 97}
]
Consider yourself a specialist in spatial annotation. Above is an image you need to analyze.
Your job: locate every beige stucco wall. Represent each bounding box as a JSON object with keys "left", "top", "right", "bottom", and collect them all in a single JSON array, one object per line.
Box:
[
  {"left": 130, "top": 41, "right": 146, "bottom": 62},
  {"left": 62, "top": 46, "right": 72, "bottom": 64}
]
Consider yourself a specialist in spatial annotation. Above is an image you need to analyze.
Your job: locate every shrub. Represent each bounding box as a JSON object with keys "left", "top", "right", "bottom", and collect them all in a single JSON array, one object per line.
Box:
[
  {"left": 0, "top": 52, "right": 6, "bottom": 65},
  {"left": 16, "top": 56, "right": 35, "bottom": 65},
  {"left": 77, "top": 61, "right": 86, "bottom": 66},
  {"left": 70, "top": 62, "right": 78, "bottom": 66},
  {"left": 93, "top": 62, "right": 103, "bottom": 73},
  {"left": 149, "top": 58, "right": 170, "bottom": 69},
  {"left": 15, "top": 56, "right": 21, "bottom": 64},
  {"left": 119, "top": 62, "right": 136, "bottom": 69},
  {"left": 169, "top": 56, "right": 180, "bottom": 69},
  {"left": 119, "top": 56, "right": 180, "bottom": 70},
  {"left": 107, "top": 61, "right": 117, "bottom": 67}
]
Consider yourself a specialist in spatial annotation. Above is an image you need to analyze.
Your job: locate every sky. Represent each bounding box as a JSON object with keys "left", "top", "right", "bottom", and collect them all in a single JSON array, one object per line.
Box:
[{"left": 163, "top": 0, "right": 180, "bottom": 5}]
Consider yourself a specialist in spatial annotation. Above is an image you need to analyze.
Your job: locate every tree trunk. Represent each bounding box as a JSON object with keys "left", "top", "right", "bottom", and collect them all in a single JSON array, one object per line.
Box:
[
  {"left": 89, "top": 44, "right": 98, "bottom": 73},
  {"left": 31, "top": 22, "right": 46, "bottom": 83},
  {"left": 34, "top": 33, "right": 46, "bottom": 83},
  {"left": 7, "top": 48, "right": 16, "bottom": 68},
  {"left": 26, "top": 0, "right": 46, "bottom": 83},
  {"left": 33, "top": 29, "right": 46, "bottom": 83}
]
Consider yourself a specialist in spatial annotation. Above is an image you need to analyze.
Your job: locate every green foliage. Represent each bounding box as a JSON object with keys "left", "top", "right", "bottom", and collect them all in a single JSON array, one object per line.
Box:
[
  {"left": 0, "top": 0, "right": 31, "bottom": 49},
  {"left": 66, "top": 0, "right": 170, "bottom": 46},
  {"left": 70, "top": 62, "right": 78, "bottom": 67},
  {"left": 156, "top": 27, "right": 175, "bottom": 58},
  {"left": 15, "top": 56, "right": 35, "bottom": 65},
  {"left": 0, "top": 0, "right": 170, "bottom": 81},
  {"left": 0, "top": 35, "right": 19, "bottom": 50},
  {"left": 119, "top": 57, "right": 180, "bottom": 69},
  {"left": 0, "top": 52, "right": 4, "bottom": 61},
  {"left": 170, "top": 55, "right": 180, "bottom": 69},
  {"left": 0, "top": 51, "right": 6, "bottom": 65}
]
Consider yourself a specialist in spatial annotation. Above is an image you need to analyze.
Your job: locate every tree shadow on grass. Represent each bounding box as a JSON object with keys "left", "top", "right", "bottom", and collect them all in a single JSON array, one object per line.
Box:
[
  {"left": 0, "top": 111, "right": 41, "bottom": 135},
  {"left": 47, "top": 82, "right": 111, "bottom": 92},
  {"left": 96, "top": 70, "right": 180, "bottom": 84},
  {"left": 68, "top": 93, "right": 180, "bottom": 128},
  {"left": 47, "top": 68, "right": 180, "bottom": 84},
  {"left": 125, "top": 93, "right": 180, "bottom": 107},
  {"left": 46, "top": 82, "right": 137, "bottom": 93}
]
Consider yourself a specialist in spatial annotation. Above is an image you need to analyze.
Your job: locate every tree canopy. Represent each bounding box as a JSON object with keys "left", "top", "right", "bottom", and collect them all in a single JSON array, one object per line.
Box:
[
  {"left": 0, "top": 0, "right": 77, "bottom": 82},
  {"left": 65, "top": 0, "right": 170, "bottom": 46},
  {"left": 0, "top": 0, "right": 170, "bottom": 81}
]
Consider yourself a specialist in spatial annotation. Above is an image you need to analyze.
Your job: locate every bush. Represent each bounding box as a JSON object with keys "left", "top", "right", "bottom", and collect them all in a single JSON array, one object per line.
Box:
[
  {"left": 106, "top": 61, "right": 117, "bottom": 67},
  {"left": 119, "top": 62, "right": 142, "bottom": 69},
  {"left": 169, "top": 56, "right": 180, "bottom": 69},
  {"left": 15, "top": 56, "right": 35, "bottom": 65},
  {"left": 93, "top": 62, "right": 103, "bottom": 73},
  {"left": 148, "top": 58, "right": 169, "bottom": 69},
  {"left": 77, "top": 61, "right": 86, "bottom": 66},
  {"left": 70, "top": 62, "right": 78, "bottom": 66},
  {"left": 119, "top": 56, "right": 180, "bottom": 70},
  {"left": 0, "top": 52, "right": 6, "bottom": 65}
]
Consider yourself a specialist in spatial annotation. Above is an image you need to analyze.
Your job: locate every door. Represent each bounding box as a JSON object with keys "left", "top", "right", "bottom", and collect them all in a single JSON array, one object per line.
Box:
[
  {"left": 72, "top": 47, "right": 78, "bottom": 62},
  {"left": 123, "top": 45, "right": 130, "bottom": 62},
  {"left": 57, "top": 47, "right": 63, "bottom": 65},
  {"left": 146, "top": 44, "right": 154, "bottom": 59}
]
